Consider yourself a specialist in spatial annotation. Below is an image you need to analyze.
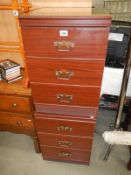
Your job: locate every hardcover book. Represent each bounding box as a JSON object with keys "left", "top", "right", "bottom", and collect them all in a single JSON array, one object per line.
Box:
[{"left": 0, "top": 59, "right": 20, "bottom": 71}]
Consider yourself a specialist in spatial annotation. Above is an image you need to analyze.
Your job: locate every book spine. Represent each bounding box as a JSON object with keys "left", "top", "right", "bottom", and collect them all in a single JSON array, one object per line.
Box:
[
  {"left": 2, "top": 74, "right": 21, "bottom": 80},
  {"left": 1, "top": 67, "right": 20, "bottom": 74},
  {"left": 0, "top": 64, "right": 20, "bottom": 70},
  {"left": 3, "top": 75, "right": 22, "bottom": 83},
  {"left": 2, "top": 72, "right": 21, "bottom": 77}
]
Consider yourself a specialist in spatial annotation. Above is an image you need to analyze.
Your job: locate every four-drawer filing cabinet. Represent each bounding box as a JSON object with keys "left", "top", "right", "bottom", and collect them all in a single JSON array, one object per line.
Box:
[{"left": 19, "top": 11, "right": 111, "bottom": 164}]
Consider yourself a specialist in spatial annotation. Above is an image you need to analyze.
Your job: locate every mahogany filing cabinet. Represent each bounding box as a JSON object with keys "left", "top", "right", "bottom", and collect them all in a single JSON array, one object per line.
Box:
[{"left": 19, "top": 10, "right": 111, "bottom": 164}]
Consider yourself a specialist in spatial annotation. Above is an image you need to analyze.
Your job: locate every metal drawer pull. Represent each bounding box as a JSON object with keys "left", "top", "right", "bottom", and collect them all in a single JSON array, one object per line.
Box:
[
  {"left": 12, "top": 103, "right": 17, "bottom": 108},
  {"left": 56, "top": 94, "right": 73, "bottom": 103},
  {"left": 57, "top": 126, "right": 72, "bottom": 132},
  {"left": 16, "top": 121, "right": 22, "bottom": 126},
  {"left": 54, "top": 41, "right": 75, "bottom": 51},
  {"left": 56, "top": 70, "right": 74, "bottom": 80},
  {"left": 59, "top": 152, "right": 72, "bottom": 158},
  {"left": 58, "top": 141, "right": 72, "bottom": 147}
]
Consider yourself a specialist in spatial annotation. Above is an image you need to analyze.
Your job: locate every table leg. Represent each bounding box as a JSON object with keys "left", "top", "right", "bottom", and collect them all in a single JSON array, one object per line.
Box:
[
  {"left": 33, "top": 136, "right": 41, "bottom": 153},
  {"left": 127, "top": 146, "right": 131, "bottom": 170}
]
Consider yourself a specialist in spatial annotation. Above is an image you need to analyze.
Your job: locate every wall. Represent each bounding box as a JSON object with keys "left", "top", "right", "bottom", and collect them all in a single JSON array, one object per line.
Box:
[
  {"left": 0, "top": 0, "right": 104, "bottom": 67},
  {"left": 0, "top": 0, "right": 24, "bottom": 66}
]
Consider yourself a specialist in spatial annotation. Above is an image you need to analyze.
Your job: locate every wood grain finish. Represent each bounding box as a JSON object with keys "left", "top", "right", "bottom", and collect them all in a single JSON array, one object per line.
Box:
[
  {"left": 27, "top": 58, "right": 105, "bottom": 86},
  {"left": 38, "top": 132, "right": 93, "bottom": 150},
  {"left": 34, "top": 103, "right": 97, "bottom": 118},
  {"left": 0, "top": 111, "right": 33, "bottom": 135},
  {"left": 41, "top": 145, "right": 91, "bottom": 163},
  {"left": 0, "top": 94, "right": 31, "bottom": 114},
  {"left": 19, "top": 16, "right": 111, "bottom": 27},
  {"left": 22, "top": 27, "right": 109, "bottom": 59},
  {"left": 35, "top": 114, "right": 95, "bottom": 137},
  {"left": 19, "top": 15, "right": 111, "bottom": 163},
  {"left": 0, "top": 70, "right": 40, "bottom": 153},
  {"left": 31, "top": 83, "right": 100, "bottom": 107},
  {"left": 0, "top": 69, "right": 31, "bottom": 96}
]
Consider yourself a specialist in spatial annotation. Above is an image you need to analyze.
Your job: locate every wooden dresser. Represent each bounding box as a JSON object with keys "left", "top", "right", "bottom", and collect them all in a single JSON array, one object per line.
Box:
[
  {"left": 19, "top": 10, "right": 111, "bottom": 164},
  {"left": 0, "top": 72, "right": 40, "bottom": 153}
]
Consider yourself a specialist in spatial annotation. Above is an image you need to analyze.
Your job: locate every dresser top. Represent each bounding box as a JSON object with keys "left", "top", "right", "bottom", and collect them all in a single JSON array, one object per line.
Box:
[
  {"left": 19, "top": 7, "right": 111, "bottom": 19},
  {"left": 19, "top": 8, "right": 111, "bottom": 27},
  {"left": 0, "top": 69, "right": 31, "bottom": 96}
]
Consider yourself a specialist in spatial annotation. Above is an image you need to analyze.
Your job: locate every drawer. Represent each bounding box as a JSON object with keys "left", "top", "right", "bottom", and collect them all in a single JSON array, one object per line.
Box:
[
  {"left": 38, "top": 132, "right": 93, "bottom": 150},
  {"left": 34, "top": 103, "right": 97, "bottom": 118},
  {"left": 35, "top": 113, "right": 95, "bottom": 137},
  {"left": 0, "top": 111, "right": 34, "bottom": 134},
  {"left": 31, "top": 83, "right": 100, "bottom": 107},
  {"left": 0, "top": 94, "right": 31, "bottom": 114},
  {"left": 22, "top": 27, "right": 109, "bottom": 59},
  {"left": 27, "top": 58, "right": 104, "bottom": 86},
  {"left": 41, "top": 146, "right": 91, "bottom": 164}
]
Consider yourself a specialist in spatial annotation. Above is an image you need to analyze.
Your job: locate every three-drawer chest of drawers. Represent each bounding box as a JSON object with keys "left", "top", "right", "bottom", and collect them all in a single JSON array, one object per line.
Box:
[{"left": 19, "top": 10, "right": 111, "bottom": 164}]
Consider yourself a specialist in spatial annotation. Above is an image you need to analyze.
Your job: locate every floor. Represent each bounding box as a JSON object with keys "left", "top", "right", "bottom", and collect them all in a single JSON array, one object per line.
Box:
[{"left": 0, "top": 109, "right": 130, "bottom": 175}]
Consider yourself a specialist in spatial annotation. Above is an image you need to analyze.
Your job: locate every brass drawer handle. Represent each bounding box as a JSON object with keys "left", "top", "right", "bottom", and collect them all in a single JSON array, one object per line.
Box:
[
  {"left": 56, "top": 94, "right": 73, "bottom": 103},
  {"left": 59, "top": 152, "right": 72, "bottom": 158},
  {"left": 57, "top": 126, "right": 72, "bottom": 132},
  {"left": 12, "top": 103, "right": 17, "bottom": 108},
  {"left": 58, "top": 141, "right": 72, "bottom": 147},
  {"left": 54, "top": 41, "right": 75, "bottom": 51},
  {"left": 16, "top": 121, "right": 22, "bottom": 126},
  {"left": 56, "top": 70, "right": 74, "bottom": 80}
]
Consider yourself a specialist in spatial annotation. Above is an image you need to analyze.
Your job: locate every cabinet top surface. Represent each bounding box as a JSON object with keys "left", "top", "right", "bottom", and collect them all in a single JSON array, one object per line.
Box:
[
  {"left": 0, "top": 80, "right": 31, "bottom": 96},
  {"left": 0, "top": 70, "right": 31, "bottom": 96}
]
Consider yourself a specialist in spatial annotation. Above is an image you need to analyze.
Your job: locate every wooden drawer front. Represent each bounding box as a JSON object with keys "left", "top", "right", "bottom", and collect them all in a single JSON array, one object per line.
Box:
[
  {"left": 0, "top": 95, "right": 31, "bottom": 114},
  {"left": 0, "top": 111, "right": 33, "bottom": 133},
  {"left": 27, "top": 58, "right": 104, "bottom": 86},
  {"left": 31, "top": 83, "right": 100, "bottom": 107},
  {"left": 38, "top": 132, "right": 93, "bottom": 150},
  {"left": 34, "top": 103, "right": 97, "bottom": 118},
  {"left": 35, "top": 114, "right": 95, "bottom": 137},
  {"left": 22, "top": 27, "right": 109, "bottom": 59},
  {"left": 41, "top": 146, "right": 91, "bottom": 163}
]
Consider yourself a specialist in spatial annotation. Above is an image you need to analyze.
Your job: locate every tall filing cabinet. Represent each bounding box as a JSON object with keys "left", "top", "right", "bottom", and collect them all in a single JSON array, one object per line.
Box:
[{"left": 19, "top": 11, "right": 111, "bottom": 164}]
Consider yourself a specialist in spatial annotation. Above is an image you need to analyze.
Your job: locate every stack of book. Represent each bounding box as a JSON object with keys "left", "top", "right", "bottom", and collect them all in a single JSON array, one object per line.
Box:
[{"left": 0, "top": 59, "right": 22, "bottom": 83}]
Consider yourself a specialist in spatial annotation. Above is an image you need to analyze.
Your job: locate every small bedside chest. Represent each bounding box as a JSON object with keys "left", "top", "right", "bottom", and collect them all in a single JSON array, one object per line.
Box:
[{"left": 0, "top": 70, "right": 40, "bottom": 153}]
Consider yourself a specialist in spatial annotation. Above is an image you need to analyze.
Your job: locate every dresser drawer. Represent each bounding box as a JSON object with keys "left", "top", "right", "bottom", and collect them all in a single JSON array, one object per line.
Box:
[
  {"left": 38, "top": 132, "right": 93, "bottom": 150},
  {"left": 0, "top": 94, "right": 31, "bottom": 114},
  {"left": 35, "top": 114, "right": 95, "bottom": 137},
  {"left": 34, "top": 103, "right": 97, "bottom": 118},
  {"left": 22, "top": 27, "right": 109, "bottom": 59},
  {"left": 31, "top": 83, "right": 100, "bottom": 107},
  {"left": 41, "top": 146, "right": 91, "bottom": 164},
  {"left": 0, "top": 111, "right": 33, "bottom": 134},
  {"left": 27, "top": 58, "right": 104, "bottom": 86}
]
